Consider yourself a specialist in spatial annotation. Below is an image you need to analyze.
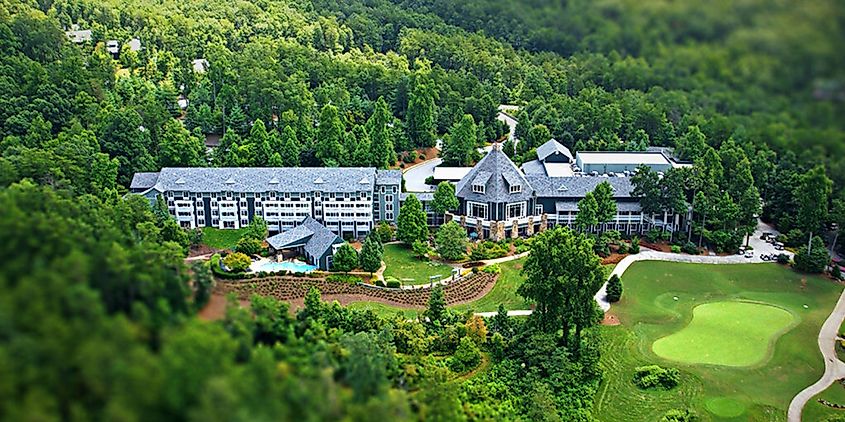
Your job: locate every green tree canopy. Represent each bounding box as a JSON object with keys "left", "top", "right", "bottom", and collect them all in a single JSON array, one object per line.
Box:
[
  {"left": 435, "top": 221, "right": 468, "bottom": 261},
  {"left": 397, "top": 194, "right": 428, "bottom": 245}
]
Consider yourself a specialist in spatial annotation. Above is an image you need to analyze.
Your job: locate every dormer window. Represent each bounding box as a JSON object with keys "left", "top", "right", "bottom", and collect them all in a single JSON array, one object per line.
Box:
[
  {"left": 510, "top": 184, "right": 521, "bottom": 194},
  {"left": 472, "top": 184, "right": 485, "bottom": 194}
]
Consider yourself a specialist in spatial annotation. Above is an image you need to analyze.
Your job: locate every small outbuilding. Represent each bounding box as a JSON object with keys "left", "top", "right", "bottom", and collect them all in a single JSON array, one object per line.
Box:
[{"left": 266, "top": 217, "right": 343, "bottom": 271}]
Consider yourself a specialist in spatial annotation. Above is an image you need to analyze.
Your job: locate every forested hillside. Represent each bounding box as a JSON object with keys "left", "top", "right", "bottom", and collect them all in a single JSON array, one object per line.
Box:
[{"left": 0, "top": 0, "right": 844, "bottom": 420}]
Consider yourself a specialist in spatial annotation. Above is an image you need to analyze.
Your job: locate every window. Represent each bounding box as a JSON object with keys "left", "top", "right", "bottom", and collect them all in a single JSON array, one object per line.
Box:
[
  {"left": 223, "top": 221, "right": 235, "bottom": 229},
  {"left": 468, "top": 202, "right": 488, "bottom": 219},
  {"left": 506, "top": 202, "right": 525, "bottom": 219},
  {"left": 510, "top": 184, "right": 521, "bottom": 193},
  {"left": 472, "top": 184, "right": 485, "bottom": 194},
  {"left": 385, "top": 194, "right": 393, "bottom": 212},
  {"left": 535, "top": 205, "right": 543, "bottom": 215},
  {"left": 385, "top": 212, "right": 394, "bottom": 220}
]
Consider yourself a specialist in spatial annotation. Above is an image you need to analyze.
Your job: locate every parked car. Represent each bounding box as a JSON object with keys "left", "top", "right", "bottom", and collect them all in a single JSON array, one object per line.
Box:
[
  {"left": 774, "top": 242, "right": 785, "bottom": 250},
  {"left": 744, "top": 251, "right": 754, "bottom": 258}
]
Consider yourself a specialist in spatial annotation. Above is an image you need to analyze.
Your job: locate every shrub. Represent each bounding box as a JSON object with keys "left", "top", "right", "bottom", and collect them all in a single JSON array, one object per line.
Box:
[
  {"left": 606, "top": 274, "right": 622, "bottom": 303},
  {"left": 326, "top": 274, "right": 362, "bottom": 284},
  {"left": 424, "top": 175, "right": 435, "bottom": 185},
  {"left": 616, "top": 241, "right": 629, "bottom": 254},
  {"left": 222, "top": 252, "right": 251, "bottom": 272},
  {"left": 593, "top": 236, "right": 611, "bottom": 257},
  {"left": 630, "top": 236, "right": 640, "bottom": 254},
  {"left": 386, "top": 280, "right": 401, "bottom": 288},
  {"left": 832, "top": 265, "right": 842, "bottom": 280},
  {"left": 188, "top": 228, "right": 204, "bottom": 247},
  {"left": 407, "top": 151, "right": 418, "bottom": 162},
  {"left": 481, "top": 264, "right": 501, "bottom": 274},
  {"left": 412, "top": 240, "right": 429, "bottom": 259},
  {"left": 785, "top": 228, "right": 806, "bottom": 247},
  {"left": 661, "top": 409, "right": 696, "bottom": 422},
  {"left": 243, "top": 216, "right": 269, "bottom": 241},
  {"left": 777, "top": 253, "right": 790, "bottom": 264},
  {"left": 448, "top": 336, "right": 481, "bottom": 373},
  {"left": 374, "top": 221, "right": 395, "bottom": 243},
  {"left": 470, "top": 241, "right": 508, "bottom": 261},
  {"left": 645, "top": 228, "right": 662, "bottom": 243},
  {"left": 670, "top": 245, "right": 681, "bottom": 253},
  {"left": 794, "top": 237, "right": 829, "bottom": 273},
  {"left": 375, "top": 279, "right": 385, "bottom": 287},
  {"left": 633, "top": 365, "right": 680, "bottom": 390},
  {"left": 235, "top": 236, "right": 264, "bottom": 255},
  {"left": 661, "top": 230, "right": 671, "bottom": 241},
  {"left": 681, "top": 241, "right": 698, "bottom": 255}
]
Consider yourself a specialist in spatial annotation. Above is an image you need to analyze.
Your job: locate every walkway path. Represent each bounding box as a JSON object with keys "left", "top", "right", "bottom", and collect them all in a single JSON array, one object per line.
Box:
[{"left": 787, "top": 289, "right": 845, "bottom": 422}]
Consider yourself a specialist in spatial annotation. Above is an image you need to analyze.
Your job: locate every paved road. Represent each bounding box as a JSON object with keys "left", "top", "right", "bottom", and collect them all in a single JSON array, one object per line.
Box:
[
  {"left": 403, "top": 157, "right": 442, "bottom": 192},
  {"left": 403, "top": 109, "right": 520, "bottom": 193},
  {"left": 496, "top": 108, "right": 518, "bottom": 142},
  {"left": 788, "top": 290, "right": 845, "bottom": 421}
]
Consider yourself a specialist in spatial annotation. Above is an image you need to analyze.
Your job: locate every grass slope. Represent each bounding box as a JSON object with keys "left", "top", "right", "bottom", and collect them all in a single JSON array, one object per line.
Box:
[
  {"left": 595, "top": 261, "right": 842, "bottom": 421},
  {"left": 451, "top": 258, "right": 530, "bottom": 313},
  {"left": 803, "top": 380, "right": 845, "bottom": 421},
  {"left": 202, "top": 227, "right": 248, "bottom": 250},
  {"left": 652, "top": 301, "right": 795, "bottom": 366},
  {"left": 383, "top": 244, "right": 452, "bottom": 285}
]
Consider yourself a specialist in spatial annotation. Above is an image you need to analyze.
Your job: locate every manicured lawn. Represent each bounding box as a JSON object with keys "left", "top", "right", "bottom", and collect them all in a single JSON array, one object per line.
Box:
[
  {"left": 202, "top": 227, "right": 248, "bottom": 250},
  {"left": 383, "top": 243, "right": 453, "bottom": 285},
  {"left": 593, "top": 261, "right": 842, "bottom": 422},
  {"left": 803, "top": 379, "right": 845, "bottom": 421},
  {"left": 452, "top": 258, "right": 530, "bottom": 313},
  {"left": 652, "top": 301, "right": 796, "bottom": 366}
]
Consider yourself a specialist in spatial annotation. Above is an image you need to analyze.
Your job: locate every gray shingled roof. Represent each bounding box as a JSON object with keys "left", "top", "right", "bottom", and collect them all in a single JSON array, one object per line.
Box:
[
  {"left": 266, "top": 217, "right": 342, "bottom": 259},
  {"left": 150, "top": 167, "right": 379, "bottom": 193},
  {"left": 527, "top": 175, "right": 634, "bottom": 198},
  {"left": 555, "top": 199, "right": 642, "bottom": 212},
  {"left": 456, "top": 145, "right": 534, "bottom": 203},
  {"left": 536, "top": 139, "right": 573, "bottom": 162},
  {"left": 520, "top": 159, "right": 546, "bottom": 175},
  {"left": 376, "top": 169, "right": 402, "bottom": 185},
  {"left": 130, "top": 172, "right": 160, "bottom": 190}
]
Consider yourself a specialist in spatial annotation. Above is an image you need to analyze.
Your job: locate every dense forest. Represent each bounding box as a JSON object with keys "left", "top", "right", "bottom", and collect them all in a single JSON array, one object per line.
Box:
[{"left": 1, "top": 0, "right": 844, "bottom": 419}]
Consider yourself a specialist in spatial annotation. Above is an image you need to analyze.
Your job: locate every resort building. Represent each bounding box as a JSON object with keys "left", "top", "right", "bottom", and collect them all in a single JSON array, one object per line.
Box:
[
  {"left": 446, "top": 142, "right": 688, "bottom": 240},
  {"left": 129, "top": 139, "right": 690, "bottom": 244},
  {"left": 129, "top": 167, "right": 402, "bottom": 238}
]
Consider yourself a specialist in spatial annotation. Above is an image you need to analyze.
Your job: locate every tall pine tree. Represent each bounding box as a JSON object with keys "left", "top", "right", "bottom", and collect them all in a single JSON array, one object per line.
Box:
[
  {"left": 368, "top": 97, "right": 396, "bottom": 168},
  {"left": 316, "top": 104, "right": 345, "bottom": 166},
  {"left": 406, "top": 82, "right": 436, "bottom": 148}
]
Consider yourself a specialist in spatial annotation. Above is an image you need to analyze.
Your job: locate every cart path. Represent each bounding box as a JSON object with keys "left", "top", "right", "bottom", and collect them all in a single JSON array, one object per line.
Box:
[{"left": 788, "top": 288, "right": 845, "bottom": 422}]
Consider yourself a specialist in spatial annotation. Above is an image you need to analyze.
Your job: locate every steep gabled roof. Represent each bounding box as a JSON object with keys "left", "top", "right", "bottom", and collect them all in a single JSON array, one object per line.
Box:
[
  {"left": 266, "top": 217, "right": 343, "bottom": 259},
  {"left": 536, "top": 139, "right": 573, "bottom": 162},
  {"left": 130, "top": 172, "right": 160, "bottom": 190},
  {"left": 456, "top": 144, "right": 534, "bottom": 203}
]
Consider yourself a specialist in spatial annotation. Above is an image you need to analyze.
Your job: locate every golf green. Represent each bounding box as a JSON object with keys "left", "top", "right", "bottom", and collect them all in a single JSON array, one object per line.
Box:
[{"left": 652, "top": 301, "right": 796, "bottom": 366}]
